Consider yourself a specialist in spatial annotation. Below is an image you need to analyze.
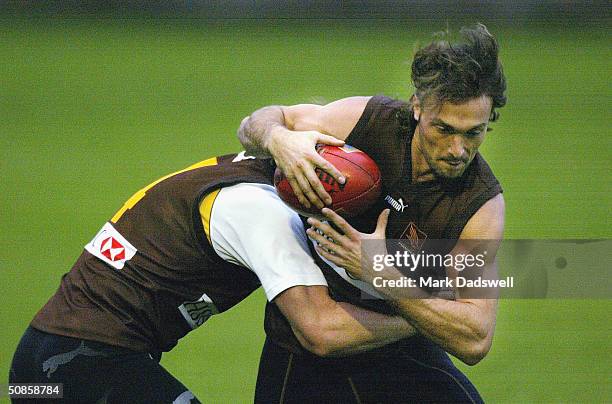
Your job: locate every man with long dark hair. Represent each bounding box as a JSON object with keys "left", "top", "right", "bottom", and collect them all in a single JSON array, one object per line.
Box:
[{"left": 240, "top": 24, "right": 506, "bottom": 402}]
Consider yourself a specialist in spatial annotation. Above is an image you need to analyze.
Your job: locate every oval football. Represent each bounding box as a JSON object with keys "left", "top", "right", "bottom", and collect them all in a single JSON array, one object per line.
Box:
[{"left": 274, "top": 145, "right": 381, "bottom": 217}]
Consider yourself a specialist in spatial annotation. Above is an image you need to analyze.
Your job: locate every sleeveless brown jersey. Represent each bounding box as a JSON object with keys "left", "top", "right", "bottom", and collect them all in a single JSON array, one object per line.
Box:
[
  {"left": 264, "top": 95, "right": 503, "bottom": 353},
  {"left": 31, "top": 153, "right": 275, "bottom": 352}
]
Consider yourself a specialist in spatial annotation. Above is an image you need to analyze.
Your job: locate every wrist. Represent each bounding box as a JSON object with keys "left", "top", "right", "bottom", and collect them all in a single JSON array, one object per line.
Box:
[
  {"left": 396, "top": 316, "right": 417, "bottom": 338},
  {"left": 264, "top": 124, "right": 288, "bottom": 156}
]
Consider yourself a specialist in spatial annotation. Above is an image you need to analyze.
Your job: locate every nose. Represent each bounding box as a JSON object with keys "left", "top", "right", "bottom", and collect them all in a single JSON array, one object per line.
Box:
[{"left": 448, "top": 135, "right": 466, "bottom": 160}]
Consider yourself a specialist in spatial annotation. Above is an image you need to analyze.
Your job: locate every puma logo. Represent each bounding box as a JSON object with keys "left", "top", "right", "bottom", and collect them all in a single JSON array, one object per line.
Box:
[
  {"left": 385, "top": 195, "right": 409, "bottom": 212},
  {"left": 42, "top": 341, "right": 105, "bottom": 378}
]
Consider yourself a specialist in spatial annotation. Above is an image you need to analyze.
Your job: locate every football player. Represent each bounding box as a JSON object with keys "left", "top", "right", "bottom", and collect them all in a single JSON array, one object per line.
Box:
[
  {"left": 9, "top": 153, "right": 417, "bottom": 403},
  {"left": 239, "top": 24, "right": 506, "bottom": 403}
]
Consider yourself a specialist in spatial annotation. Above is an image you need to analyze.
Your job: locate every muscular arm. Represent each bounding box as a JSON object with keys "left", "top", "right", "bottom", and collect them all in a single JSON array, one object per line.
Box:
[
  {"left": 238, "top": 97, "right": 370, "bottom": 156},
  {"left": 237, "top": 97, "right": 371, "bottom": 209},
  {"left": 378, "top": 195, "right": 505, "bottom": 365},
  {"left": 275, "top": 285, "right": 416, "bottom": 357},
  {"left": 307, "top": 194, "right": 504, "bottom": 364},
  {"left": 205, "top": 183, "right": 416, "bottom": 358}
]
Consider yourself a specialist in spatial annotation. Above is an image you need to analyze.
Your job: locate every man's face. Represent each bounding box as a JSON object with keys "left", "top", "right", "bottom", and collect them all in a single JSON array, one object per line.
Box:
[{"left": 413, "top": 95, "right": 493, "bottom": 179}]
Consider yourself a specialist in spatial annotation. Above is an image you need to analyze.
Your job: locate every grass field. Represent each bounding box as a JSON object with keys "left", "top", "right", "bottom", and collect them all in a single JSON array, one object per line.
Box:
[{"left": 1, "top": 18, "right": 610, "bottom": 402}]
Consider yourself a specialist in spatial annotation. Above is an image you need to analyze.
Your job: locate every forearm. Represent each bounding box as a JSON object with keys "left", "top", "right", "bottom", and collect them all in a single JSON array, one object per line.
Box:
[
  {"left": 363, "top": 260, "right": 496, "bottom": 364},
  {"left": 368, "top": 263, "right": 497, "bottom": 364},
  {"left": 305, "top": 191, "right": 504, "bottom": 364},
  {"left": 309, "top": 301, "right": 417, "bottom": 357},
  {"left": 237, "top": 106, "right": 286, "bottom": 158},
  {"left": 391, "top": 298, "right": 495, "bottom": 365}
]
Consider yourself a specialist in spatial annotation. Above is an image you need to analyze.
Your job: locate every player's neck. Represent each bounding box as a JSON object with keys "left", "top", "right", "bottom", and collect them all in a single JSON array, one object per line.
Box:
[{"left": 410, "top": 128, "right": 436, "bottom": 183}]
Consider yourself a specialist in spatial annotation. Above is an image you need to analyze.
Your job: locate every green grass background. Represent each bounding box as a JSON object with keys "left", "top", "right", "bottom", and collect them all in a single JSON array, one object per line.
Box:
[{"left": 1, "top": 18, "right": 610, "bottom": 402}]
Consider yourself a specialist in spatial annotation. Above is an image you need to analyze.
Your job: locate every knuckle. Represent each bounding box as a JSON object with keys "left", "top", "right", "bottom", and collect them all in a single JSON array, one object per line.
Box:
[
  {"left": 296, "top": 160, "right": 309, "bottom": 170},
  {"left": 315, "top": 157, "right": 329, "bottom": 167},
  {"left": 322, "top": 162, "right": 335, "bottom": 171}
]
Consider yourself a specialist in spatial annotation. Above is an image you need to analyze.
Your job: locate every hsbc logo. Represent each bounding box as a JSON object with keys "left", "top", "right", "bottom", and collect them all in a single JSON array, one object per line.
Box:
[
  {"left": 85, "top": 222, "right": 137, "bottom": 269},
  {"left": 100, "top": 236, "right": 126, "bottom": 261}
]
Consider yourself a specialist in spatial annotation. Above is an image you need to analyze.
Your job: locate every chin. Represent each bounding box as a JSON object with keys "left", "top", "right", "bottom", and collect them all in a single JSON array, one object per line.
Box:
[
  {"left": 434, "top": 166, "right": 464, "bottom": 179},
  {"left": 448, "top": 169, "right": 465, "bottom": 178}
]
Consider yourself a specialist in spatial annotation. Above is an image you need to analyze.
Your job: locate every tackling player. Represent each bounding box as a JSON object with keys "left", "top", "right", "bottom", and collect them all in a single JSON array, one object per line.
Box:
[
  {"left": 239, "top": 24, "right": 506, "bottom": 402},
  {"left": 9, "top": 153, "right": 418, "bottom": 403}
]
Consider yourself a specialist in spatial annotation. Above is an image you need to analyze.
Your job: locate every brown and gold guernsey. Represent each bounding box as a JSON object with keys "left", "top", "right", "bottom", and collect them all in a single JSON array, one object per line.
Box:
[
  {"left": 264, "top": 95, "right": 503, "bottom": 353},
  {"left": 31, "top": 153, "right": 275, "bottom": 352}
]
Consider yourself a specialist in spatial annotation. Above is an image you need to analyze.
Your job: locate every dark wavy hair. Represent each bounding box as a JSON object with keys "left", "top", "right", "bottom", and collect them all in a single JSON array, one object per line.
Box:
[{"left": 399, "top": 24, "right": 507, "bottom": 132}]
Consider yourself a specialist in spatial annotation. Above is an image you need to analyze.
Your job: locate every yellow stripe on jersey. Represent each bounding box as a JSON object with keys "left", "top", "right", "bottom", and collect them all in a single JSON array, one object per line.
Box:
[
  {"left": 111, "top": 156, "right": 218, "bottom": 223},
  {"left": 199, "top": 188, "right": 221, "bottom": 244}
]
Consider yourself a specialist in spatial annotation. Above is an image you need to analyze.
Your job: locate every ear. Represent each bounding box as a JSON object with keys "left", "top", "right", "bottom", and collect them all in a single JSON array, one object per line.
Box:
[{"left": 411, "top": 95, "right": 421, "bottom": 121}]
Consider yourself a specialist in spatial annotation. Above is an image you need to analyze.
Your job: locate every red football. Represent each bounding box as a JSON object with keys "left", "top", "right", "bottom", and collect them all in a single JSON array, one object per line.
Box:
[{"left": 274, "top": 145, "right": 382, "bottom": 217}]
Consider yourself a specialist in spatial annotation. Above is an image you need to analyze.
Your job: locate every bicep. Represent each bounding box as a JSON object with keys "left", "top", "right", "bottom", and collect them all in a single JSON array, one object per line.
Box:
[
  {"left": 449, "top": 193, "right": 505, "bottom": 274},
  {"left": 452, "top": 194, "right": 504, "bottom": 320},
  {"left": 282, "top": 96, "right": 371, "bottom": 140},
  {"left": 461, "top": 193, "right": 505, "bottom": 240}
]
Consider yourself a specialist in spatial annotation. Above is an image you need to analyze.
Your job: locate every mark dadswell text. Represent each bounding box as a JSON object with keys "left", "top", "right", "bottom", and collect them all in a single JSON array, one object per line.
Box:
[{"left": 373, "top": 276, "right": 515, "bottom": 289}]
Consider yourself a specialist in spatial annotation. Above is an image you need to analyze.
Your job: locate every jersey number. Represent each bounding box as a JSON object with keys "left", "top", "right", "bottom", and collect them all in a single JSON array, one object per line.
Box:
[{"left": 111, "top": 157, "right": 218, "bottom": 223}]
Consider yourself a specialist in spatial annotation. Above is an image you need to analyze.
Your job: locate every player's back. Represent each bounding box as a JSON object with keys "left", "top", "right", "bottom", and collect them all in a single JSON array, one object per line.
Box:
[{"left": 31, "top": 153, "right": 275, "bottom": 352}]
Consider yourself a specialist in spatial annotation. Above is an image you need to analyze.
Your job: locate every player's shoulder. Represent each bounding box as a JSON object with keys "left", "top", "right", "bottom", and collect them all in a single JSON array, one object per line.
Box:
[
  {"left": 213, "top": 183, "right": 280, "bottom": 208},
  {"left": 341, "top": 94, "right": 409, "bottom": 131},
  {"left": 359, "top": 95, "right": 411, "bottom": 131},
  {"left": 322, "top": 94, "right": 409, "bottom": 123},
  {"left": 461, "top": 193, "right": 505, "bottom": 240},
  {"left": 352, "top": 94, "right": 409, "bottom": 116},
  {"left": 470, "top": 153, "right": 502, "bottom": 191},
  {"left": 209, "top": 183, "right": 298, "bottom": 224},
  {"left": 371, "top": 94, "right": 409, "bottom": 108}
]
